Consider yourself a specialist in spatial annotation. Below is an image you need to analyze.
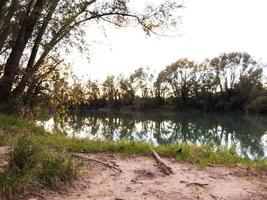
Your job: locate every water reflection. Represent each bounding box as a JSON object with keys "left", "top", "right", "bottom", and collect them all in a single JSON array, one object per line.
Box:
[{"left": 39, "top": 111, "right": 267, "bottom": 159}]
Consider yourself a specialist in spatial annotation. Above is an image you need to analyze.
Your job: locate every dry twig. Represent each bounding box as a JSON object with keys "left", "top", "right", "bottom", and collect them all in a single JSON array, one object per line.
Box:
[{"left": 71, "top": 153, "right": 122, "bottom": 172}]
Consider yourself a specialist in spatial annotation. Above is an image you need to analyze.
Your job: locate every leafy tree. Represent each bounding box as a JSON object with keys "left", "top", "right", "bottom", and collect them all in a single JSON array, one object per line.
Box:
[
  {"left": 118, "top": 75, "right": 135, "bottom": 105},
  {"left": 154, "top": 70, "right": 169, "bottom": 99},
  {"left": 158, "top": 58, "right": 197, "bottom": 104},
  {"left": 130, "top": 67, "right": 153, "bottom": 98},
  {"left": 102, "top": 75, "right": 119, "bottom": 106},
  {"left": 86, "top": 80, "right": 100, "bottom": 102},
  {"left": 209, "top": 52, "right": 259, "bottom": 92}
]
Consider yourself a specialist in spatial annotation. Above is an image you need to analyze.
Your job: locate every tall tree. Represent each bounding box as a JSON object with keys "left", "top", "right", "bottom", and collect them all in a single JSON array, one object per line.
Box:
[
  {"left": 158, "top": 58, "right": 197, "bottom": 104},
  {"left": 130, "top": 67, "right": 153, "bottom": 98},
  {"left": 0, "top": 0, "right": 45, "bottom": 101},
  {"left": 209, "top": 52, "right": 258, "bottom": 92},
  {"left": 0, "top": 0, "right": 19, "bottom": 53}
]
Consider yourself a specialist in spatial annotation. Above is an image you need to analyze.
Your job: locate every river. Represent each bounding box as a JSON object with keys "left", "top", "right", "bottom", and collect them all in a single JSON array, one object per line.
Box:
[{"left": 38, "top": 110, "right": 267, "bottom": 159}]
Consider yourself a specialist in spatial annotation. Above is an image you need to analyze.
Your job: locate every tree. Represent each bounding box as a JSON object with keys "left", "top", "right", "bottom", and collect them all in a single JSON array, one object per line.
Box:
[
  {"left": 86, "top": 80, "right": 100, "bottom": 102},
  {"left": 154, "top": 70, "right": 169, "bottom": 100},
  {"left": 118, "top": 75, "right": 135, "bottom": 104},
  {"left": 102, "top": 75, "right": 117, "bottom": 106},
  {"left": 208, "top": 52, "right": 259, "bottom": 92},
  {"left": 158, "top": 58, "right": 197, "bottom": 104},
  {"left": 130, "top": 67, "right": 153, "bottom": 98},
  {"left": 0, "top": 0, "right": 182, "bottom": 103}
]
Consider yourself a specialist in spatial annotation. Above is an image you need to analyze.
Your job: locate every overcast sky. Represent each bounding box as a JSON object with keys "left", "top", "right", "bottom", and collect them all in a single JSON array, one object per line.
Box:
[{"left": 69, "top": 0, "right": 267, "bottom": 81}]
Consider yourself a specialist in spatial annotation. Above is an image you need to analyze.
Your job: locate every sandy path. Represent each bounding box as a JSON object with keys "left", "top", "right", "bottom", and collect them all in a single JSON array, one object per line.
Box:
[{"left": 36, "top": 153, "right": 267, "bottom": 200}]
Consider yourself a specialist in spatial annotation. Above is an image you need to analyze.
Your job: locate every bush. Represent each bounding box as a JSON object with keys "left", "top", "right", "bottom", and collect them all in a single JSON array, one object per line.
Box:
[{"left": 0, "top": 136, "right": 82, "bottom": 199}]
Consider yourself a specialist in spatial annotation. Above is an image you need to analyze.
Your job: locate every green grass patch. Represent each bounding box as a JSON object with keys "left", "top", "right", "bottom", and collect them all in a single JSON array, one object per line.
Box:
[
  {"left": 0, "top": 136, "right": 82, "bottom": 199},
  {"left": 41, "top": 134, "right": 267, "bottom": 171},
  {"left": 0, "top": 114, "right": 46, "bottom": 135},
  {"left": 0, "top": 114, "right": 47, "bottom": 145}
]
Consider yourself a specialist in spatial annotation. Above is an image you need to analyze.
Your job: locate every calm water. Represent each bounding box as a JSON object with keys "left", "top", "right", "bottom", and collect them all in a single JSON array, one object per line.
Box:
[{"left": 39, "top": 111, "right": 267, "bottom": 159}]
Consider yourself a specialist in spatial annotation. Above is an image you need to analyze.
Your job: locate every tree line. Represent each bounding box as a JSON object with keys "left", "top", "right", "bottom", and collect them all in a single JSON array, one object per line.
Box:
[{"left": 58, "top": 52, "right": 267, "bottom": 114}]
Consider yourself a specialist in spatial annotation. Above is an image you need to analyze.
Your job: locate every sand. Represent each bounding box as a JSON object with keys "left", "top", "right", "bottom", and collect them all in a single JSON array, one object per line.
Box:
[{"left": 40, "top": 153, "right": 267, "bottom": 200}]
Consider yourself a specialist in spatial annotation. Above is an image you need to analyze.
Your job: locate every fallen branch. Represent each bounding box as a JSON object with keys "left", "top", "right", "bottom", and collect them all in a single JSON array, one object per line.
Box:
[
  {"left": 151, "top": 149, "right": 174, "bottom": 175},
  {"left": 180, "top": 180, "right": 209, "bottom": 188},
  {"left": 71, "top": 153, "right": 122, "bottom": 172},
  {"left": 186, "top": 182, "right": 209, "bottom": 188}
]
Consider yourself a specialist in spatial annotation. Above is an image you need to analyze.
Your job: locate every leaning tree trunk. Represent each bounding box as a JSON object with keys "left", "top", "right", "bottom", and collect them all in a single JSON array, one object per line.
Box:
[
  {"left": 0, "top": 0, "right": 45, "bottom": 102},
  {"left": 12, "top": 0, "right": 60, "bottom": 97},
  {"left": 0, "top": 0, "right": 19, "bottom": 53},
  {"left": 12, "top": 0, "right": 89, "bottom": 98}
]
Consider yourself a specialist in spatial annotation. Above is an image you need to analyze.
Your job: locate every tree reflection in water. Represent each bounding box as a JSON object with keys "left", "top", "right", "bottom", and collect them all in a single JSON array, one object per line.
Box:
[{"left": 45, "top": 111, "right": 267, "bottom": 159}]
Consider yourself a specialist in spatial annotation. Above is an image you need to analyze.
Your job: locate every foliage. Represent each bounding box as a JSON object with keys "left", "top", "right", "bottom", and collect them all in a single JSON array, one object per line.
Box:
[{"left": 52, "top": 52, "right": 267, "bottom": 114}]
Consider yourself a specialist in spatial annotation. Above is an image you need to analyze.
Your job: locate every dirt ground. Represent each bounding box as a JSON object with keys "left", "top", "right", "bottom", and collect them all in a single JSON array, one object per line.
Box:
[
  {"left": 38, "top": 153, "right": 267, "bottom": 200},
  {"left": 1, "top": 147, "right": 267, "bottom": 200}
]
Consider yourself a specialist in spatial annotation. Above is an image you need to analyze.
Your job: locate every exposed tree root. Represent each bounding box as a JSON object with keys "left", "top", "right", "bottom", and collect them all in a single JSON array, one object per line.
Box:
[{"left": 71, "top": 153, "right": 122, "bottom": 172}]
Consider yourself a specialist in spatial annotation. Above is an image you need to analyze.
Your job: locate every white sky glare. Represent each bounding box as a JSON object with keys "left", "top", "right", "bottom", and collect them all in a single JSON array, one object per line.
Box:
[{"left": 70, "top": 0, "right": 267, "bottom": 81}]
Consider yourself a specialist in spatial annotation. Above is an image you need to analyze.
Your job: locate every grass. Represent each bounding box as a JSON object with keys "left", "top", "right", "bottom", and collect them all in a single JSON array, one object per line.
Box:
[
  {"left": 42, "top": 134, "right": 267, "bottom": 171},
  {"left": 0, "top": 114, "right": 47, "bottom": 146},
  {"left": 0, "top": 136, "right": 82, "bottom": 199},
  {"left": 0, "top": 114, "right": 266, "bottom": 198}
]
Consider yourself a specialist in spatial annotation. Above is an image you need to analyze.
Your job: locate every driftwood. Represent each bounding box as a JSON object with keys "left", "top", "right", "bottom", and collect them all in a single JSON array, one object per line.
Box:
[
  {"left": 151, "top": 149, "right": 174, "bottom": 175},
  {"left": 180, "top": 180, "right": 209, "bottom": 188},
  {"left": 71, "top": 153, "right": 122, "bottom": 172},
  {"left": 186, "top": 182, "right": 209, "bottom": 188}
]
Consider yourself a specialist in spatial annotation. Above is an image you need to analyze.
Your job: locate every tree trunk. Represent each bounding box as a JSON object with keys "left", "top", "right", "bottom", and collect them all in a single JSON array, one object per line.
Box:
[
  {"left": 0, "top": 0, "right": 18, "bottom": 53},
  {"left": 12, "top": 11, "right": 81, "bottom": 99},
  {"left": 9, "top": 0, "right": 97, "bottom": 99},
  {"left": 12, "top": 0, "right": 60, "bottom": 97},
  {"left": 0, "top": 0, "right": 45, "bottom": 102}
]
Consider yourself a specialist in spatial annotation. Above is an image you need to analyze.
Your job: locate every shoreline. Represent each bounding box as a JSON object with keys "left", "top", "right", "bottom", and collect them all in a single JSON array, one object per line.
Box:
[
  {"left": 9, "top": 153, "right": 267, "bottom": 200},
  {"left": 0, "top": 113, "right": 267, "bottom": 199}
]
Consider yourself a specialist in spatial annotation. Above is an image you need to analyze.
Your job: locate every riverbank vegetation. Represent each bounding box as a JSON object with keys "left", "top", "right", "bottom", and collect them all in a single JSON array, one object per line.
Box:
[
  {"left": 66, "top": 52, "right": 267, "bottom": 114},
  {"left": 46, "top": 135, "right": 267, "bottom": 170},
  {"left": 2, "top": 50, "right": 267, "bottom": 116}
]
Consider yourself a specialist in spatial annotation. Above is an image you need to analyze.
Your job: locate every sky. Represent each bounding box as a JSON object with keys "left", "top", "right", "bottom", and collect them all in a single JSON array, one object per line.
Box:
[{"left": 68, "top": 0, "right": 267, "bottom": 81}]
